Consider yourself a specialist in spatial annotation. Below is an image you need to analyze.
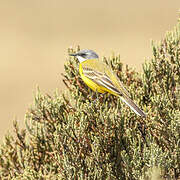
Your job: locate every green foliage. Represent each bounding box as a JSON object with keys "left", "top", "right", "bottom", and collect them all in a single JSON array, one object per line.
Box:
[{"left": 0, "top": 20, "right": 180, "bottom": 180}]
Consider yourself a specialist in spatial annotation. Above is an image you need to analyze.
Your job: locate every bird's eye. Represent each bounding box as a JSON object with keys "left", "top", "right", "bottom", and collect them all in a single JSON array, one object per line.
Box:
[{"left": 80, "top": 53, "right": 86, "bottom": 57}]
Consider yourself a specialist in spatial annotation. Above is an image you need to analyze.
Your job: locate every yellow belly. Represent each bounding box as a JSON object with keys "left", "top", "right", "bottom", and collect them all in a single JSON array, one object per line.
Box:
[{"left": 79, "top": 64, "right": 106, "bottom": 93}]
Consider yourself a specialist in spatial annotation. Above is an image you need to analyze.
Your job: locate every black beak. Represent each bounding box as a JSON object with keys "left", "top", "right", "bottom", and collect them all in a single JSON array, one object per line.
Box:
[{"left": 69, "top": 53, "right": 77, "bottom": 56}]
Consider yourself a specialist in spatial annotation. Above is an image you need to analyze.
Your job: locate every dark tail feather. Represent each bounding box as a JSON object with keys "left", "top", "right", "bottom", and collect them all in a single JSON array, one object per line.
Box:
[{"left": 120, "top": 96, "right": 146, "bottom": 118}]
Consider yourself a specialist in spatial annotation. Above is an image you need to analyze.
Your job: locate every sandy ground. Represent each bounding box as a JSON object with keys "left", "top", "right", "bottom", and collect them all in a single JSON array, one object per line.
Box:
[{"left": 0, "top": 0, "right": 179, "bottom": 140}]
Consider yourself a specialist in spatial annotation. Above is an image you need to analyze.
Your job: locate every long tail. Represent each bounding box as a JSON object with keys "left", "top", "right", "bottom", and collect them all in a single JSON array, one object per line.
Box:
[{"left": 120, "top": 96, "right": 146, "bottom": 118}]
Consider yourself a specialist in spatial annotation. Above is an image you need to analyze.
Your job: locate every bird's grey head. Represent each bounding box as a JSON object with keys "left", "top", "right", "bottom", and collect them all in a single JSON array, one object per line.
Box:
[{"left": 69, "top": 49, "right": 99, "bottom": 63}]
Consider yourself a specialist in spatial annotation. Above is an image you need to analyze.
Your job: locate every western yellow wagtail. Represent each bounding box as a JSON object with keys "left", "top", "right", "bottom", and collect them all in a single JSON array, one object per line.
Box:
[{"left": 69, "top": 49, "right": 146, "bottom": 118}]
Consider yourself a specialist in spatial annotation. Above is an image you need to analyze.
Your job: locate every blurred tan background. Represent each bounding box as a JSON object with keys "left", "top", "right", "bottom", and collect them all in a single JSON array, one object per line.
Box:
[{"left": 0, "top": 0, "right": 179, "bottom": 139}]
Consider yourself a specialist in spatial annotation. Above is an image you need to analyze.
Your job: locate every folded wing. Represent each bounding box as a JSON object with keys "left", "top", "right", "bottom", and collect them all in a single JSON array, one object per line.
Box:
[{"left": 82, "top": 60, "right": 146, "bottom": 118}]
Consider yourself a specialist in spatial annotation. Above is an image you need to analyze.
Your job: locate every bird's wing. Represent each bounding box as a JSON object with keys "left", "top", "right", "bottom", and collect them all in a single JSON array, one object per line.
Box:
[
  {"left": 81, "top": 59, "right": 146, "bottom": 118},
  {"left": 83, "top": 67, "right": 122, "bottom": 95},
  {"left": 82, "top": 61, "right": 121, "bottom": 95},
  {"left": 81, "top": 59, "right": 129, "bottom": 96}
]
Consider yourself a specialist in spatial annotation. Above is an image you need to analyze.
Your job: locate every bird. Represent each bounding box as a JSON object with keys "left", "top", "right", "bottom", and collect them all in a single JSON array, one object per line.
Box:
[{"left": 69, "top": 49, "right": 146, "bottom": 118}]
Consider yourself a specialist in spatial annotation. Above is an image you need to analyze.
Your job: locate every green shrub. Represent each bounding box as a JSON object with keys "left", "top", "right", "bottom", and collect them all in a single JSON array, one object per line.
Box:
[{"left": 0, "top": 18, "right": 180, "bottom": 180}]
